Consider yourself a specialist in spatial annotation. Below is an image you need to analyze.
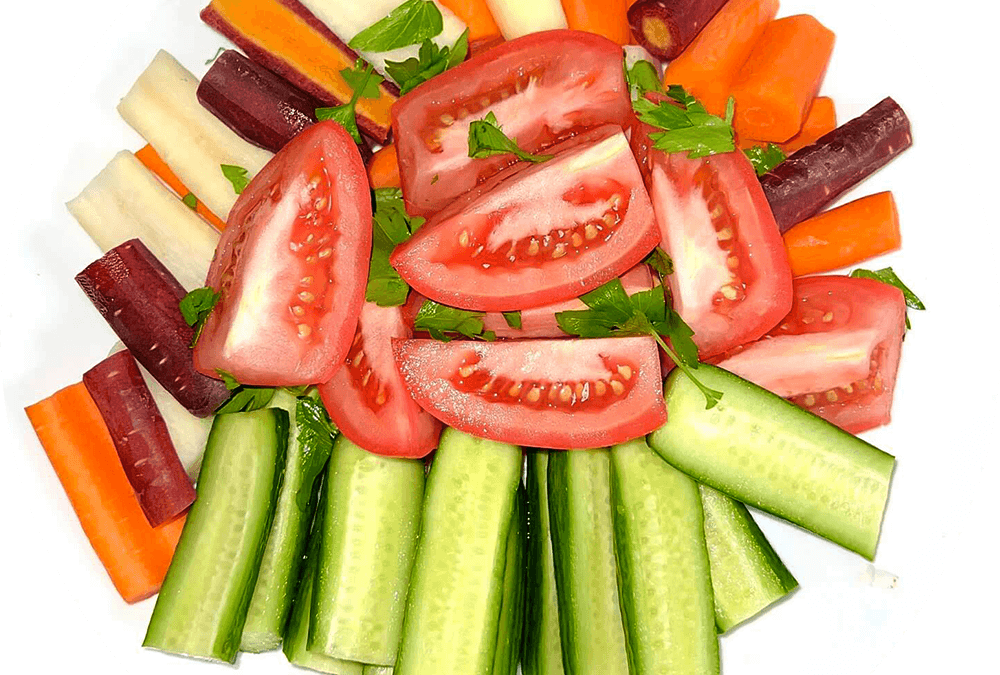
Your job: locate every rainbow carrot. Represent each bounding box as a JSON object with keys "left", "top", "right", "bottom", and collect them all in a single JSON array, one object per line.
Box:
[
  {"left": 562, "top": 0, "right": 631, "bottom": 44},
  {"left": 135, "top": 145, "right": 227, "bottom": 231},
  {"left": 779, "top": 96, "right": 837, "bottom": 153},
  {"left": 368, "top": 145, "right": 401, "bottom": 189},
  {"left": 440, "top": 0, "right": 503, "bottom": 46}
]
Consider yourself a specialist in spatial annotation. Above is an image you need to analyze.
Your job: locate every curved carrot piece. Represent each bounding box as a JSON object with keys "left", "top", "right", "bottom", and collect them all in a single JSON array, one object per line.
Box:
[
  {"left": 561, "top": 0, "right": 631, "bottom": 44},
  {"left": 783, "top": 192, "right": 900, "bottom": 277},
  {"left": 368, "top": 145, "right": 401, "bottom": 189},
  {"left": 730, "top": 15, "right": 836, "bottom": 143},
  {"left": 664, "top": 0, "right": 779, "bottom": 116},
  {"left": 439, "top": 0, "right": 502, "bottom": 42},
  {"left": 780, "top": 96, "right": 837, "bottom": 153},
  {"left": 135, "top": 145, "right": 227, "bottom": 231},
  {"left": 25, "top": 383, "right": 185, "bottom": 604}
]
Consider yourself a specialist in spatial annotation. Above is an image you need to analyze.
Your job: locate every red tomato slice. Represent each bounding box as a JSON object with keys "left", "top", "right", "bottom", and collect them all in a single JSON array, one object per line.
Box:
[
  {"left": 393, "top": 30, "right": 632, "bottom": 217},
  {"left": 390, "top": 126, "right": 659, "bottom": 312},
  {"left": 194, "top": 121, "right": 371, "bottom": 386},
  {"left": 632, "top": 121, "right": 793, "bottom": 359},
  {"left": 712, "top": 275, "right": 906, "bottom": 433},
  {"left": 319, "top": 302, "right": 442, "bottom": 458},
  {"left": 393, "top": 336, "right": 666, "bottom": 449}
]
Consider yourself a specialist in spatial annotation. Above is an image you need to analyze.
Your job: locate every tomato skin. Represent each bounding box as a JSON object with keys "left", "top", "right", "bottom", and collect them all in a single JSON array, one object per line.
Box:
[
  {"left": 194, "top": 121, "right": 371, "bottom": 386},
  {"left": 319, "top": 302, "right": 442, "bottom": 458},
  {"left": 393, "top": 336, "right": 666, "bottom": 449},
  {"left": 390, "top": 126, "right": 659, "bottom": 312},
  {"left": 393, "top": 29, "right": 632, "bottom": 217},
  {"left": 712, "top": 275, "right": 906, "bottom": 433}
]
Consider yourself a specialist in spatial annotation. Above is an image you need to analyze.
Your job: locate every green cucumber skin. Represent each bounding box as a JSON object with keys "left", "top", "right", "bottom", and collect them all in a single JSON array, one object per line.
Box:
[
  {"left": 610, "top": 439, "right": 719, "bottom": 675},
  {"left": 394, "top": 429, "right": 522, "bottom": 675},
  {"left": 491, "top": 486, "right": 527, "bottom": 675},
  {"left": 310, "top": 435, "right": 425, "bottom": 665},
  {"left": 143, "top": 409, "right": 288, "bottom": 663},
  {"left": 700, "top": 485, "right": 798, "bottom": 633},
  {"left": 547, "top": 449, "right": 629, "bottom": 675},
  {"left": 241, "top": 390, "right": 329, "bottom": 653},
  {"left": 649, "top": 365, "right": 895, "bottom": 560},
  {"left": 522, "top": 452, "right": 565, "bottom": 675}
]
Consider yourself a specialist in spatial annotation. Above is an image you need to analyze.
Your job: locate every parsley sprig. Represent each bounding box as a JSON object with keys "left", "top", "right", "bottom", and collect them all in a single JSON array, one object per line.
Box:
[
  {"left": 744, "top": 143, "right": 787, "bottom": 176},
  {"left": 349, "top": 0, "right": 444, "bottom": 52},
  {"left": 556, "top": 280, "right": 722, "bottom": 409},
  {"left": 468, "top": 112, "right": 554, "bottom": 164},
  {"left": 294, "top": 394, "right": 338, "bottom": 510},
  {"left": 221, "top": 164, "right": 250, "bottom": 195},
  {"left": 633, "top": 85, "right": 736, "bottom": 158},
  {"left": 179, "top": 287, "right": 220, "bottom": 347},
  {"left": 317, "top": 61, "right": 384, "bottom": 144},
  {"left": 850, "top": 267, "right": 925, "bottom": 329},
  {"left": 414, "top": 300, "right": 496, "bottom": 342},
  {"left": 386, "top": 30, "right": 469, "bottom": 95},
  {"left": 625, "top": 59, "right": 664, "bottom": 100},
  {"left": 367, "top": 188, "right": 425, "bottom": 306}
]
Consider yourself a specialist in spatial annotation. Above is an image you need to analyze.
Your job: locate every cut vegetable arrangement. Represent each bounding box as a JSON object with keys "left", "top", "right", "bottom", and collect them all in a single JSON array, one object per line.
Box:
[{"left": 24, "top": 0, "right": 924, "bottom": 673}]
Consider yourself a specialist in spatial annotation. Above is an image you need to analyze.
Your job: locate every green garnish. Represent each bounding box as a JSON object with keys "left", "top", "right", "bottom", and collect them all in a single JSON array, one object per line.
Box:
[
  {"left": 348, "top": 0, "right": 444, "bottom": 52},
  {"left": 556, "top": 280, "right": 722, "bottom": 409},
  {"left": 414, "top": 300, "right": 495, "bottom": 342},
  {"left": 205, "top": 47, "right": 226, "bottom": 66},
  {"left": 179, "top": 287, "right": 220, "bottom": 347},
  {"left": 644, "top": 247, "right": 674, "bottom": 280},
  {"left": 632, "top": 84, "right": 736, "bottom": 158},
  {"left": 214, "top": 370, "right": 278, "bottom": 415},
  {"left": 625, "top": 59, "right": 664, "bottom": 100},
  {"left": 744, "top": 143, "right": 787, "bottom": 176},
  {"left": 366, "top": 188, "right": 425, "bottom": 307},
  {"left": 502, "top": 311, "right": 522, "bottom": 330},
  {"left": 468, "top": 112, "right": 554, "bottom": 164},
  {"left": 316, "top": 61, "right": 383, "bottom": 144},
  {"left": 386, "top": 29, "right": 469, "bottom": 95},
  {"left": 181, "top": 193, "right": 198, "bottom": 210},
  {"left": 850, "top": 267, "right": 925, "bottom": 329},
  {"left": 221, "top": 164, "right": 250, "bottom": 195},
  {"left": 294, "top": 395, "right": 338, "bottom": 510}
]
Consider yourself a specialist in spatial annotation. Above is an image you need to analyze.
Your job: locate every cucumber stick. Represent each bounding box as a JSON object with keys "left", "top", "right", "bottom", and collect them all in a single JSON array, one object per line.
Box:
[
  {"left": 143, "top": 409, "right": 287, "bottom": 663},
  {"left": 523, "top": 452, "right": 565, "bottom": 675},
  {"left": 310, "top": 436, "right": 425, "bottom": 665},
  {"left": 492, "top": 486, "right": 527, "bottom": 675},
  {"left": 394, "top": 429, "right": 522, "bottom": 675},
  {"left": 700, "top": 485, "right": 798, "bottom": 633},
  {"left": 547, "top": 449, "right": 629, "bottom": 675},
  {"left": 649, "top": 365, "right": 895, "bottom": 560},
  {"left": 363, "top": 668, "right": 394, "bottom": 675},
  {"left": 241, "top": 390, "right": 334, "bottom": 652},
  {"left": 610, "top": 439, "right": 719, "bottom": 675}
]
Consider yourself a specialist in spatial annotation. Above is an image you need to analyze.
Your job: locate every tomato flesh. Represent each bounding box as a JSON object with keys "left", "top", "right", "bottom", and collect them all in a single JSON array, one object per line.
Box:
[
  {"left": 393, "top": 336, "right": 666, "bottom": 449},
  {"left": 194, "top": 121, "right": 371, "bottom": 386},
  {"left": 391, "top": 126, "right": 659, "bottom": 312},
  {"left": 712, "top": 275, "right": 907, "bottom": 433}
]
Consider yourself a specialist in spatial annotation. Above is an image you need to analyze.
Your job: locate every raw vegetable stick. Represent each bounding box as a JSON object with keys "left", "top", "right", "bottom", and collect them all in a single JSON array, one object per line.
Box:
[
  {"left": 134, "top": 145, "right": 227, "bottom": 231},
  {"left": 628, "top": 0, "right": 729, "bottom": 60},
  {"left": 761, "top": 97, "right": 913, "bottom": 232},
  {"left": 439, "top": 0, "right": 503, "bottom": 48},
  {"left": 780, "top": 96, "right": 836, "bottom": 154},
  {"left": 783, "top": 191, "right": 900, "bottom": 277},
  {"left": 367, "top": 145, "right": 401, "bottom": 189},
  {"left": 485, "top": 0, "right": 568, "bottom": 39},
  {"left": 25, "top": 383, "right": 185, "bottom": 604},
  {"left": 663, "top": 0, "right": 779, "bottom": 117},
  {"left": 561, "top": 0, "right": 631, "bottom": 44},
  {"left": 83, "top": 351, "right": 196, "bottom": 528},
  {"left": 729, "top": 15, "right": 836, "bottom": 143}
]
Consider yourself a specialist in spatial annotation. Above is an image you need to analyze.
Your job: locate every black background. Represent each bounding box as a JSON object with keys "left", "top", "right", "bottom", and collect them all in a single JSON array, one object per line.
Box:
[{"left": 7, "top": 0, "right": 998, "bottom": 675}]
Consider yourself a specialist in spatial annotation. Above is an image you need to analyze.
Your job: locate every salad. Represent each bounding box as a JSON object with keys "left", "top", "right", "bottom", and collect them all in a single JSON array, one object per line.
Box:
[{"left": 8, "top": 0, "right": 939, "bottom": 673}]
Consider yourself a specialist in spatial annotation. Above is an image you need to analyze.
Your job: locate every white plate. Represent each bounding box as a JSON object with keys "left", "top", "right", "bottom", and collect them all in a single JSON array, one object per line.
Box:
[{"left": 2, "top": 0, "right": 997, "bottom": 672}]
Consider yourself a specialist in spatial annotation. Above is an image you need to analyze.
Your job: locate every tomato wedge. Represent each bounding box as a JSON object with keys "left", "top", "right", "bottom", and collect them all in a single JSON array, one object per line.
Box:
[
  {"left": 393, "top": 336, "right": 666, "bottom": 449},
  {"left": 393, "top": 29, "right": 632, "bottom": 217},
  {"left": 319, "top": 302, "right": 442, "bottom": 458},
  {"left": 712, "top": 275, "right": 906, "bottom": 434},
  {"left": 632, "top": 120, "right": 793, "bottom": 359},
  {"left": 194, "top": 121, "right": 371, "bottom": 386},
  {"left": 390, "top": 126, "right": 659, "bottom": 312}
]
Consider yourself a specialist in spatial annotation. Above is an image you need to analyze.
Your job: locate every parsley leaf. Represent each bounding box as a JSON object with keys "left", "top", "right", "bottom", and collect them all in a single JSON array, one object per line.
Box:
[
  {"left": 221, "top": 164, "right": 250, "bottom": 195},
  {"left": 744, "top": 143, "right": 786, "bottom": 176},
  {"left": 502, "top": 311, "right": 522, "bottom": 330},
  {"left": 294, "top": 394, "right": 338, "bottom": 510},
  {"left": 625, "top": 59, "right": 664, "bottom": 100},
  {"left": 179, "top": 287, "right": 220, "bottom": 347},
  {"left": 414, "top": 300, "right": 495, "bottom": 342},
  {"left": 385, "top": 29, "right": 469, "bottom": 95},
  {"left": 555, "top": 280, "right": 722, "bottom": 408},
  {"left": 366, "top": 188, "right": 425, "bottom": 307},
  {"left": 850, "top": 267, "right": 925, "bottom": 329},
  {"left": 182, "top": 193, "right": 198, "bottom": 210},
  {"left": 468, "top": 112, "right": 554, "bottom": 164},
  {"left": 632, "top": 84, "right": 736, "bottom": 158},
  {"left": 205, "top": 47, "right": 226, "bottom": 66},
  {"left": 644, "top": 247, "right": 674, "bottom": 279},
  {"left": 348, "top": 0, "right": 444, "bottom": 52},
  {"left": 215, "top": 384, "right": 277, "bottom": 415},
  {"left": 316, "top": 61, "right": 384, "bottom": 144}
]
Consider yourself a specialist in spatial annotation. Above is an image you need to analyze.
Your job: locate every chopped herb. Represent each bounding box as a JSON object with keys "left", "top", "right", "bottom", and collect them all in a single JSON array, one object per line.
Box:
[
  {"left": 205, "top": 47, "right": 226, "bottom": 65},
  {"left": 502, "top": 311, "right": 522, "bottom": 330},
  {"left": 850, "top": 267, "right": 925, "bottom": 329},
  {"left": 468, "top": 111, "right": 554, "bottom": 164},
  {"left": 556, "top": 280, "right": 722, "bottom": 408},
  {"left": 625, "top": 59, "right": 664, "bottom": 100},
  {"left": 414, "top": 300, "right": 495, "bottom": 342},
  {"left": 644, "top": 247, "right": 674, "bottom": 279},
  {"left": 216, "top": 369, "right": 241, "bottom": 391},
  {"left": 181, "top": 193, "right": 198, "bottom": 210},
  {"left": 214, "top": 374, "right": 277, "bottom": 414},
  {"left": 431, "top": 174, "right": 440, "bottom": 184},
  {"left": 348, "top": 0, "right": 444, "bottom": 52},
  {"left": 632, "top": 84, "right": 736, "bottom": 158},
  {"left": 294, "top": 394, "right": 338, "bottom": 510},
  {"left": 385, "top": 29, "right": 469, "bottom": 95},
  {"left": 744, "top": 143, "right": 787, "bottom": 176},
  {"left": 316, "top": 61, "right": 384, "bottom": 144},
  {"left": 179, "top": 287, "right": 220, "bottom": 347},
  {"left": 221, "top": 164, "right": 250, "bottom": 195},
  {"left": 366, "top": 188, "right": 425, "bottom": 307}
]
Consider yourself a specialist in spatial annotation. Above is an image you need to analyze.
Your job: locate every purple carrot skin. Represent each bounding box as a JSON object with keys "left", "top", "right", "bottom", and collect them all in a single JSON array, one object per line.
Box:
[
  {"left": 75, "top": 239, "right": 230, "bottom": 418},
  {"left": 83, "top": 350, "right": 197, "bottom": 527},
  {"left": 628, "top": 0, "right": 729, "bottom": 60},
  {"left": 760, "top": 97, "right": 913, "bottom": 233}
]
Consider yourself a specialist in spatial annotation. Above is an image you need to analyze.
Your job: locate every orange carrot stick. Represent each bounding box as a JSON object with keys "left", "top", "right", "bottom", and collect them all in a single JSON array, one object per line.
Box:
[
  {"left": 783, "top": 192, "right": 900, "bottom": 277},
  {"left": 561, "top": 0, "right": 631, "bottom": 44},
  {"left": 439, "top": 0, "right": 502, "bottom": 43},
  {"left": 730, "top": 15, "right": 836, "bottom": 143},
  {"left": 135, "top": 145, "right": 227, "bottom": 231},
  {"left": 664, "top": 0, "right": 779, "bottom": 116},
  {"left": 368, "top": 145, "right": 401, "bottom": 189},
  {"left": 780, "top": 96, "right": 837, "bottom": 153},
  {"left": 26, "top": 383, "right": 185, "bottom": 604}
]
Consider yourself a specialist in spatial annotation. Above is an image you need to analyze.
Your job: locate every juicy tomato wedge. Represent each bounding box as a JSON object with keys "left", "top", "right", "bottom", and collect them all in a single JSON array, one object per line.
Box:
[
  {"left": 390, "top": 126, "right": 659, "bottom": 312},
  {"left": 393, "top": 336, "right": 666, "bottom": 449},
  {"left": 393, "top": 30, "right": 632, "bottom": 217},
  {"left": 194, "top": 121, "right": 371, "bottom": 386},
  {"left": 712, "top": 275, "right": 906, "bottom": 434},
  {"left": 319, "top": 302, "right": 442, "bottom": 458},
  {"left": 632, "top": 119, "right": 793, "bottom": 359}
]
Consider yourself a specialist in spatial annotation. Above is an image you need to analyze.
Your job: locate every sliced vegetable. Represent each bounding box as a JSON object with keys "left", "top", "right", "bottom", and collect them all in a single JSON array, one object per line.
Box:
[
  {"left": 561, "top": 0, "right": 630, "bottom": 44},
  {"left": 83, "top": 350, "right": 196, "bottom": 527},
  {"left": 778, "top": 95, "right": 836, "bottom": 154},
  {"left": 784, "top": 191, "right": 901, "bottom": 277},
  {"left": 730, "top": 15, "right": 836, "bottom": 143},
  {"left": 368, "top": 145, "right": 401, "bottom": 188},
  {"left": 76, "top": 240, "right": 229, "bottom": 417},
  {"left": 491, "top": 486, "right": 527, "bottom": 675},
  {"left": 135, "top": 144, "right": 227, "bottom": 231},
  {"left": 364, "top": 667, "right": 394, "bottom": 675},
  {"left": 649, "top": 365, "right": 896, "bottom": 560},
  {"left": 25, "top": 383, "right": 185, "bottom": 604},
  {"left": 485, "top": 0, "right": 568, "bottom": 39},
  {"left": 439, "top": 0, "right": 502, "bottom": 49},
  {"left": 760, "top": 97, "right": 913, "bottom": 232},
  {"left": 628, "top": 0, "right": 728, "bottom": 60}
]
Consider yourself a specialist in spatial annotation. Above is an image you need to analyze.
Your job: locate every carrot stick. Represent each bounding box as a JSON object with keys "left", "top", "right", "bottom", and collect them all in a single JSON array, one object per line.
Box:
[
  {"left": 783, "top": 192, "right": 900, "bottom": 277},
  {"left": 664, "top": 0, "right": 779, "bottom": 116},
  {"left": 25, "top": 383, "right": 185, "bottom": 604},
  {"left": 561, "top": 0, "right": 631, "bottom": 44},
  {"left": 439, "top": 0, "right": 503, "bottom": 43},
  {"left": 779, "top": 96, "right": 837, "bottom": 153},
  {"left": 368, "top": 145, "right": 401, "bottom": 189},
  {"left": 135, "top": 145, "right": 227, "bottom": 231},
  {"left": 730, "top": 15, "right": 836, "bottom": 143}
]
